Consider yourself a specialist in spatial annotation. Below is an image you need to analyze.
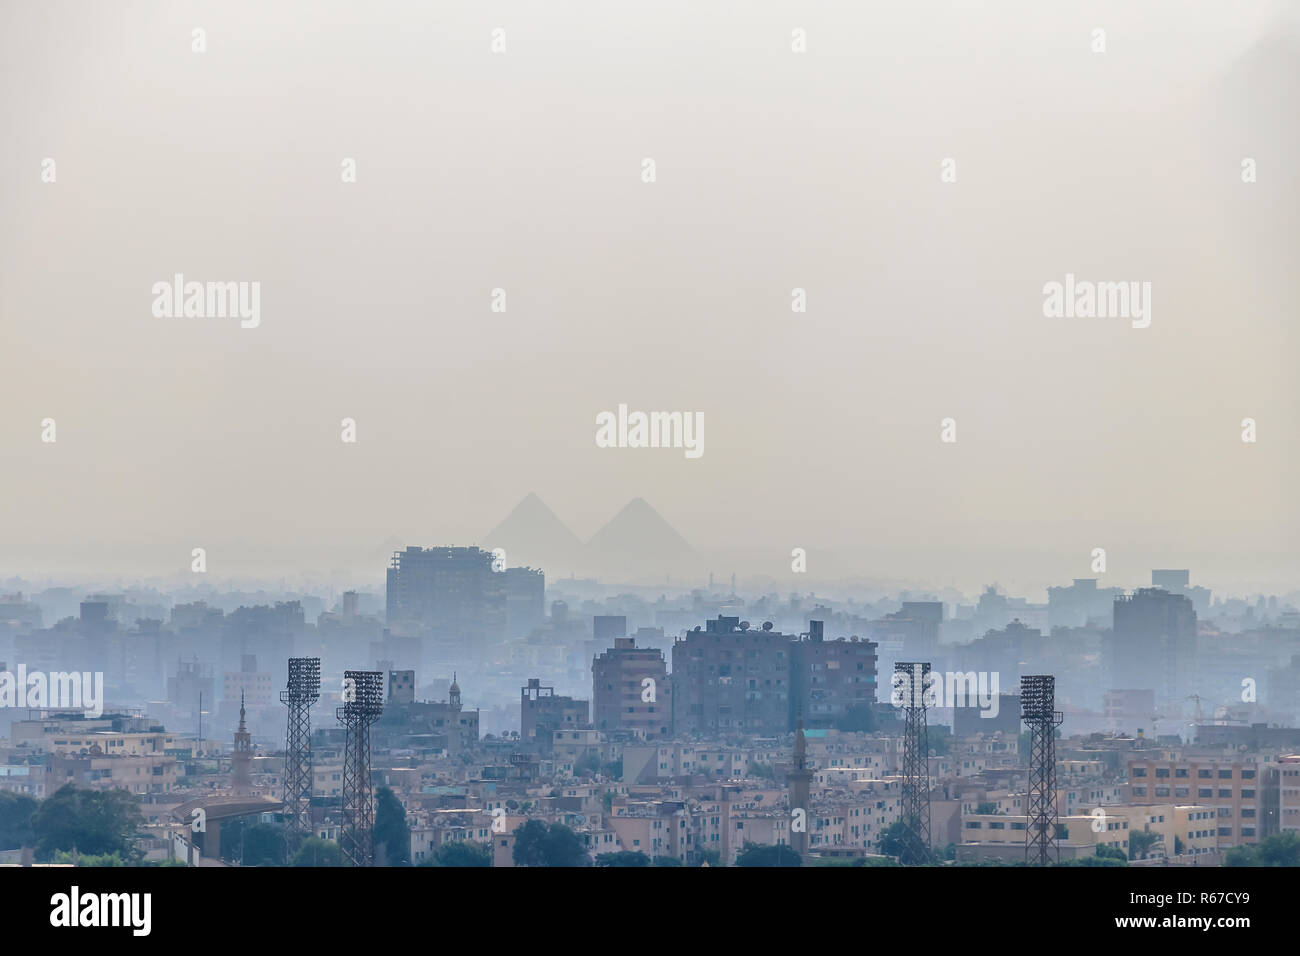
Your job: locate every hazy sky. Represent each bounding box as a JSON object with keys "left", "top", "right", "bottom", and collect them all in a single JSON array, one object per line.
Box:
[{"left": 2, "top": 1, "right": 1296, "bottom": 596}]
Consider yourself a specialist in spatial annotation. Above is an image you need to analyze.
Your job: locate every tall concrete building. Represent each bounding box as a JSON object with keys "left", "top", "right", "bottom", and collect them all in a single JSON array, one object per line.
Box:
[
  {"left": 671, "top": 616, "right": 794, "bottom": 736},
  {"left": 520, "top": 678, "right": 589, "bottom": 753},
  {"left": 1111, "top": 588, "right": 1197, "bottom": 705},
  {"left": 1047, "top": 578, "right": 1125, "bottom": 629},
  {"left": 593, "top": 615, "right": 627, "bottom": 645},
  {"left": 1151, "top": 569, "right": 1212, "bottom": 616},
  {"left": 866, "top": 601, "right": 942, "bottom": 669},
  {"left": 80, "top": 599, "right": 112, "bottom": 675},
  {"left": 503, "top": 566, "right": 545, "bottom": 639},
  {"left": 789, "top": 620, "right": 878, "bottom": 729},
  {"left": 592, "top": 637, "right": 671, "bottom": 737},
  {"left": 385, "top": 546, "right": 506, "bottom": 647}
]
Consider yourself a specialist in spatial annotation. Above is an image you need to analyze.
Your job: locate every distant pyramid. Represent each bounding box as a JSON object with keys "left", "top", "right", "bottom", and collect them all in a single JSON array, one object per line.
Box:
[
  {"left": 584, "top": 498, "right": 694, "bottom": 572},
  {"left": 484, "top": 493, "right": 584, "bottom": 570}
]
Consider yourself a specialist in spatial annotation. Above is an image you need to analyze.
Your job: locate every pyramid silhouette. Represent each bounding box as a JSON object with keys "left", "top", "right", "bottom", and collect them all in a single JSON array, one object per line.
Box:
[
  {"left": 484, "top": 493, "right": 583, "bottom": 569},
  {"left": 585, "top": 497, "right": 694, "bottom": 568}
]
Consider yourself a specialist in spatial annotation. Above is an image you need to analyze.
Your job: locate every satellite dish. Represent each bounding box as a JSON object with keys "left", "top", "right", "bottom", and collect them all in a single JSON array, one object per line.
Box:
[{"left": 739, "top": 621, "right": 750, "bottom": 630}]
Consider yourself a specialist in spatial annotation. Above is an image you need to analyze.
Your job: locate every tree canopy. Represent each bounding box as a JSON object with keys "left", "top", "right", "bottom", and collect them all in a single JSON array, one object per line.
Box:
[
  {"left": 512, "top": 820, "right": 588, "bottom": 867},
  {"left": 31, "top": 785, "right": 144, "bottom": 862}
]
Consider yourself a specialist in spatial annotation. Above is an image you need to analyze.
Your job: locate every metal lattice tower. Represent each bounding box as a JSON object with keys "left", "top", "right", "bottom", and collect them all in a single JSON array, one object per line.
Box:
[
  {"left": 895, "top": 662, "right": 932, "bottom": 865},
  {"left": 280, "top": 657, "right": 320, "bottom": 845},
  {"left": 1021, "top": 675, "right": 1064, "bottom": 867},
  {"left": 338, "top": 670, "right": 384, "bottom": 867}
]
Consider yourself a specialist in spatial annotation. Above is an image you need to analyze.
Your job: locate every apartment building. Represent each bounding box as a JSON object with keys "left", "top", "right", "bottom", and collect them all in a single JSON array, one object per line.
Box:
[{"left": 1128, "top": 756, "right": 1265, "bottom": 847}]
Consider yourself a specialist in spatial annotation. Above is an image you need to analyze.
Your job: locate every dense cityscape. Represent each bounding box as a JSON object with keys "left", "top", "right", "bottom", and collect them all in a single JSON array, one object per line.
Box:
[
  {"left": 3, "top": 0, "right": 1293, "bottom": 940},
  {"left": 3, "top": 517, "right": 1299, "bottom": 869}
]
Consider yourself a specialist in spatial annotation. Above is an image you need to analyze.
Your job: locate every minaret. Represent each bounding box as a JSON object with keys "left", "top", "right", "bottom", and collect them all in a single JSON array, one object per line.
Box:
[
  {"left": 787, "top": 709, "right": 812, "bottom": 862},
  {"left": 449, "top": 672, "right": 461, "bottom": 711},
  {"left": 232, "top": 691, "right": 253, "bottom": 795}
]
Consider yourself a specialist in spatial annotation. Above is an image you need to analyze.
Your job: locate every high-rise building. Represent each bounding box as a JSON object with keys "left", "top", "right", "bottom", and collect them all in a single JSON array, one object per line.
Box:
[
  {"left": 592, "top": 637, "right": 671, "bottom": 737},
  {"left": 593, "top": 615, "right": 627, "bottom": 645},
  {"left": 503, "top": 567, "right": 545, "bottom": 639},
  {"left": 671, "top": 616, "right": 793, "bottom": 736},
  {"left": 1150, "top": 569, "right": 1212, "bottom": 616},
  {"left": 1047, "top": 578, "right": 1124, "bottom": 629},
  {"left": 789, "top": 620, "right": 878, "bottom": 729},
  {"left": 1151, "top": 570, "right": 1190, "bottom": 590},
  {"left": 385, "top": 547, "right": 506, "bottom": 646},
  {"left": 168, "top": 657, "right": 214, "bottom": 718},
  {"left": 520, "top": 678, "right": 589, "bottom": 753},
  {"left": 866, "top": 602, "right": 942, "bottom": 669},
  {"left": 1111, "top": 588, "right": 1197, "bottom": 704}
]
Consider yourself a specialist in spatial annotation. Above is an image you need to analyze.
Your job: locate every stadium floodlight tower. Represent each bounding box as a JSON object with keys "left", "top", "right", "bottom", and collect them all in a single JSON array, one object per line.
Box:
[
  {"left": 894, "top": 661, "right": 932, "bottom": 865},
  {"left": 280, "top": 657, "right": 321, "bottom": 846},
  {"left": 1021, "top": 675, "right": 1064, "bottom": 867},
  {"left": 338, "top": 670, "right": 385, "bottom": 867}
]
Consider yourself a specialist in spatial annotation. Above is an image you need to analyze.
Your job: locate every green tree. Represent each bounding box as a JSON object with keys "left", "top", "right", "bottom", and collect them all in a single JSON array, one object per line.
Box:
[
  {"left": 734, "top": 842, "right": 802, "bottom": 867},
  {"left": 1225, "top": 832, "right": 1300, "bottom": 867},
  {"left": 1128, "top": 829, "right": 1160, "bottom": 861},
  {"left": 373, "top": 787, "right": 411, "bottom": 866},
  {"left": 512, "top": 820, "right": 588, "bottom": 867},
  {"left": 51, "top": 850, "right": 127, "bottom": 866},
  {"left": 424, "top": 840, "right": 491, "bottom": 867},
  {"left": 1256, "top": 832, "right": 1300, "bottom": 866},
  {"left": 1223, "top": 844, "right": 1255, "bottom": 866},
  {"left": 220, "top": 819, "right": 287, "bottom": 866},
  {"left": 693, "top": 848, "right": 722, "bottom": 867},
  {"left": 31, "top": 785, "right": 144, "bottom": 862},
  {"left": 290, "top": 837, "right": 342, "bottom": 866},
  {"left": 653, "top": 855, "right": 683, "bottom": 866},
  {"left": 1095, "top": 844, "right": 1128, "bottom": 863},
  {"left": 595, "top": 850, "right": 651, "bottom": 867},
  {"left": 878, "top": 822, "right": 908, "bottom": 857},
  {"left": 975, "top": 802, "right": 997, "bottom": 815},
  {"left": 0, "top": 791, "right": 38, "bottom": 850}
]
